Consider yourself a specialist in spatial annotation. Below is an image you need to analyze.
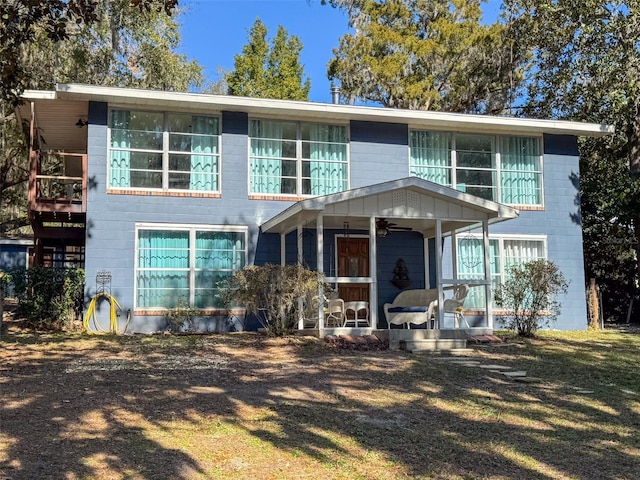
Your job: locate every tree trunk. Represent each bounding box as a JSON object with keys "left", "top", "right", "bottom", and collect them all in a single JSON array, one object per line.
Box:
[{"left": 630, "top": 108, "right": 640, "bottom": 293}]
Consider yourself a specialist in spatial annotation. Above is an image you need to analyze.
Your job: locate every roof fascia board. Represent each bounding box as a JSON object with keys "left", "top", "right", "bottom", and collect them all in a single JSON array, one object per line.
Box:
[{"left": 42, "top": 84, "right": 613, "bottom": 138}]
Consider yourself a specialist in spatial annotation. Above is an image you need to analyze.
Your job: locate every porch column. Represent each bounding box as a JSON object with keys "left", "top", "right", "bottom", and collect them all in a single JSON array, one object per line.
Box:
[
  {"left": 297, "top": 225, "right": 304, "bottom": 329},
  {"left": 317, "top": 215, "right": 324, "bottom": 329},
  {"left": 435, "top": 219, "right": 444, "bottom": 328},
  {"left": 424, "top": 237, "right": 430, "bottom": 289},
  {"left": 280, "top": 233, "right": 285, "bottom": 266},
  {"left": 482, "top": 220, "right": 493, "bottom": 329},
  {"left": 369, "top": 216, "right": 378, "bottom": 329}
]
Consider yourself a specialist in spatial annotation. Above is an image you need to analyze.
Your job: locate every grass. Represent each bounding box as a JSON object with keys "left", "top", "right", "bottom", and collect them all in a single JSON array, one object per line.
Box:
[{"left": 1, "top": 329, "right": 639, "bottom": 479}]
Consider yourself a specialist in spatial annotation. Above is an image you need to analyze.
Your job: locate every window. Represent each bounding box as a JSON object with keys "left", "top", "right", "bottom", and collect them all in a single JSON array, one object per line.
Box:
[
  {"left": 457, "top": 236, "right": 546, "bottom": 309},
  {"left": 135, "top": 225, "right": 246, "bottom": 309},
  {"left": 410, "top": 130, "right": 542, "bottom": 205},
  {"left": 249, "top": 119, "right": 348, "bottom": 196},
  {"left": 110, "top": 110, "right": 220, "bottom": 192}
]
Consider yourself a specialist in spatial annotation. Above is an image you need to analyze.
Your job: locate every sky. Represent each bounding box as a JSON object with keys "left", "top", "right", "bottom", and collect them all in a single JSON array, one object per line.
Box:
[{"left": 178, "top": 0, "right": 502, "bottom": 104}]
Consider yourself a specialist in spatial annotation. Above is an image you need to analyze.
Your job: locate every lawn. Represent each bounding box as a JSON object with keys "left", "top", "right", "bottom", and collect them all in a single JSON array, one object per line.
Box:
[{"left": 1, "top": 328, "right": 639, "bottom": 479}]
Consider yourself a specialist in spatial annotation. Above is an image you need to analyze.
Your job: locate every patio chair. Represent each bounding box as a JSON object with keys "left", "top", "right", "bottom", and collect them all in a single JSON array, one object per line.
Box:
[
  {"left": 442, "top": 284, "right": 470, "bottom": 328},
  {"left": 325, "top": 298, "right": 345, "bottom": 327}
]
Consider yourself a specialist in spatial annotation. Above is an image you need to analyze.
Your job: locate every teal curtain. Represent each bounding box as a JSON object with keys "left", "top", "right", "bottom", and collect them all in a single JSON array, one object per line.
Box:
[
  {"left": 137, "top": 230, "right": 190, "bottom": 308},
  {"left": 308, "top": 124, "right": 347, "bottom": 195},
  {"left": 109, "top": 110, "right": 131, "bottom": 187},
  {"left": 194, "top": 232, "right": 245, "bottom": 308},
  {"left": 410, "top": 131, "right": 451, "bottom": 185},
  {"left": 189, "top": 116, "right": 218, "bottom": 191},
  {"left": 501, "top": 137, "right": 541, "bottom": 204},
  {"left": 457, "top": 238, "right": 499, "bottom": 309},
  {"left": 250, "top": 120, "right": 284, "bottom": 194}
]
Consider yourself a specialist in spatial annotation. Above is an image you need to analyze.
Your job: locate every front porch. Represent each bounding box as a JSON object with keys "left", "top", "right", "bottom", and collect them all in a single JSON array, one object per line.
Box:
[{"left": 261, "top": 177, "right": 519, "bottom": 337}]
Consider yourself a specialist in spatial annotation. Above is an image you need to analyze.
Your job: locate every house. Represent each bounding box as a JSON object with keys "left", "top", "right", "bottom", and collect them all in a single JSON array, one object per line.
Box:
[{"left": 18, "top": 84, "right": 613, "bottom": 340}]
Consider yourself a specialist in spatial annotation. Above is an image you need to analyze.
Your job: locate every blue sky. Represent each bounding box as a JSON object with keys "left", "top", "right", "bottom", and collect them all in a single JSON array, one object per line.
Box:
[{"left": 179, "top": 0, "right": 502, "bottom": 103}]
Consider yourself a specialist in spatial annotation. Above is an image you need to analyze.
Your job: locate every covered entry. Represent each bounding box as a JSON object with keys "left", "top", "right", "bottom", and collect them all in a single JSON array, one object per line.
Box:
[{"left": 261, "top": 177, "right": 518, "bottom": 332}]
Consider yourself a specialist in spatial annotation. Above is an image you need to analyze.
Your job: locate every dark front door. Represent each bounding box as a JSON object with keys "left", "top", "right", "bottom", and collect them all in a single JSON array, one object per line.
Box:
[{"left": 337, "top": 237, "right": 370, "bottom": 303}]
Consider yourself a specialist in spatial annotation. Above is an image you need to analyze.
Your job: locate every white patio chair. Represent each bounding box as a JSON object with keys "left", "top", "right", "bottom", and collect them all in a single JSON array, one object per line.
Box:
[{"left": 326, "top": 298, "right": 345, "bottom": 327}]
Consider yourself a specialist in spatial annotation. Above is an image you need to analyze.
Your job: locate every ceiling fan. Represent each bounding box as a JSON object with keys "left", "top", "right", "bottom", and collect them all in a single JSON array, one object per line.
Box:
[{"left": 376, "top": 218, "right": 412, "bottom": 237}]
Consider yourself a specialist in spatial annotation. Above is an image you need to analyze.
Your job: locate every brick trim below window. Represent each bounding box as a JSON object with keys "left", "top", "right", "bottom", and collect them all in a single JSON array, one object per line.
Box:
[{"left": 108, "top": 189, "right": 221, "bottom": 198}]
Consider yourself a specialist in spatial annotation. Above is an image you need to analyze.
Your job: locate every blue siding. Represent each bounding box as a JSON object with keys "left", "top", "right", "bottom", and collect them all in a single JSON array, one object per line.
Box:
[
  {"left": 83, "top": 105, "right": 589, "bottom": 332},
  {"left": 350, "top": 121, "right": 409, "bottom": 188}
]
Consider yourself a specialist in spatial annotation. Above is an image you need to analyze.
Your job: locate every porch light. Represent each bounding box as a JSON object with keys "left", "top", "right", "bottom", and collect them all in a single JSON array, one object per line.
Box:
[{"left": 376, "top": 224, "right": 388, "bottom": 238}]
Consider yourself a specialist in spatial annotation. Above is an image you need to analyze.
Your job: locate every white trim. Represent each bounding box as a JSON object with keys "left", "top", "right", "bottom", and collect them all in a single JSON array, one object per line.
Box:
[{"left": 32, "top": 84, "right": 613, "bottom": 137}]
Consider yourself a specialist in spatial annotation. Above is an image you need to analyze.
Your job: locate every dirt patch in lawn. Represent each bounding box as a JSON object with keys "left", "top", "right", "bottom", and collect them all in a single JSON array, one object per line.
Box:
[{"left": 1, "top": 324, "right": 639, "bottom": 480}]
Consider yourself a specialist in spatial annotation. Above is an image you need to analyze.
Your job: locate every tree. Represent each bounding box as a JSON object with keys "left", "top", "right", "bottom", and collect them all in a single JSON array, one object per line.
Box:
[
  {"left": 0, "top": 0, "right": 203, "bottom": 235},
  {"left": 495, "top": 260, "right": 569, "bottom": 336},
  {"left": 505, "top": 0, "right": 640, "bottom": 320},
  {"left": 0, "top": 0, "right": 180, "bottom": 107},
  {"left": 226, "top": 19, "right": 311, "bottom": 100},
  {"left": 325, "top": 0, "right": 527, "bottom": 112}
]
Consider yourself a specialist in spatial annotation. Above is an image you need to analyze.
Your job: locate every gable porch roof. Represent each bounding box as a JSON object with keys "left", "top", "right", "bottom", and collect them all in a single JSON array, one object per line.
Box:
[{"left": 260, "top": 177, "right": 519, "bottom": 237}]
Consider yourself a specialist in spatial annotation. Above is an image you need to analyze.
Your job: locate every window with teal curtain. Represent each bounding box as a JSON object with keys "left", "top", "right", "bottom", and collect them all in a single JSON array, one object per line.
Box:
[
  {"left": 457, "top": 237, "right": 545, "bottom": 310},
  {"left": 410, "top": 131, "right": 451, "bottom": 185},
  {"left": 109, "top": 110, "right": 132, "bottom": 187},
  {"left": 194, "top": 231, "right": 246, "bottom": 308},
  {"left": 457, "top": 237, "right": 500, "bottom": 309},
  {"left": 167, "top": 114, "right": 219, "bottom": 191},
  {"left": 137, "top": 230, "right": 190, "bottom": 308},
  {"left": 500, "top": 136, "right": 541, "bottom": 205},
  {"left": 303, "top": 123, "right": 347, "bottom": 195},
  {"left": 250, "top": 120, "right": 294, "bottom": 194},
  {"left": 136, "top": 228, "right": 246, "bottom": 309},
  {"left": 110, "top": 110, "right": 219, "bottom": 192}
]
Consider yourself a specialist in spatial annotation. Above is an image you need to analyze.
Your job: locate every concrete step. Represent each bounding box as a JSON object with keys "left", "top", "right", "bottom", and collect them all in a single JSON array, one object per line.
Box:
[{"left": 400, "top": 338, "right": 467, "bottom": 352}]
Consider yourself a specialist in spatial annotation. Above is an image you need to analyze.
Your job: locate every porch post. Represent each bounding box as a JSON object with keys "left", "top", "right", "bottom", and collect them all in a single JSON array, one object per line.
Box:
[
  {"left": 369, "top": 216, "right": 378, "bottom": 329},
  {"left": 482, "top": 220, "right": 493, "bottom": 329},
  {"left": 297, "top": 225, "right": 304, "bottom": 329},
  {"left": 435, "top": 219, "right": 444, "bottom": 328},
  {"left": 280, "top": 233, "right": 285, "bottom": 266},
  {"left": 317, "top": 215, "right": 325, "bottom": 329},
  {"left": 424, "top": 237, "right": 430, "bottom": 289}
]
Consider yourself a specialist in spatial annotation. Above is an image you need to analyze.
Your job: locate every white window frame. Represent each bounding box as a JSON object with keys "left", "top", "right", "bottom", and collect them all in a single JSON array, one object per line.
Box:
[
  {"left": 134, "top": 223, "right": 247, "bottom": 311},
  {"left": 456, "top": 233, "right": 548, "bottom": 310},
  {"left": 108, "top": 109, "right": 221, "bottom": 193},
  {"left": 409, "top": 130, "right": 544, "bottom": 207},
  {"left": 248, "top": 118, "right": 349, "bottom": 196}
]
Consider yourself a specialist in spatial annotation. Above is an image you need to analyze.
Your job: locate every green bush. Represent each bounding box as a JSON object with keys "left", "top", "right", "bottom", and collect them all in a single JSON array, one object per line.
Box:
[
  {"left": 494, "top": 259, "right": 569, "bottom": 337},
  {"left": 223, "top": 263, "right": 326, "bottom": 336},
  {"left": 9, "top": 266, "right": 85, "bottom": 331}
]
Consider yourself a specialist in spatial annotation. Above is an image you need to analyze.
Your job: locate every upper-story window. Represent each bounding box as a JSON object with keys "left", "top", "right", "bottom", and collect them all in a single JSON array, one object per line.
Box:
[
  {"left": 109, "top": 110, "right": 220, "bottom": 192},
  {"left": 410, "top": 130, "right": 542, "bottom": 205},
  {"left": 249, "top": 119, "right": 348, "bottom": 196}
]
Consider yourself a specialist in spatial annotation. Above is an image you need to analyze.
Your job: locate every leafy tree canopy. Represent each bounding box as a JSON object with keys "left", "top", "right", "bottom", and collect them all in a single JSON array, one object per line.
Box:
[
  {"left": 325, "top": 0, "right": 526, "bottom": 112},
  {"left": 0, "top": 0, "right": 182, "bottom": 107},
  {"left": 505, "top": 0, "right": 640, "bottom": 319},
  {"left": 226, "top": 19, "right": 311, "bottom": 100}
]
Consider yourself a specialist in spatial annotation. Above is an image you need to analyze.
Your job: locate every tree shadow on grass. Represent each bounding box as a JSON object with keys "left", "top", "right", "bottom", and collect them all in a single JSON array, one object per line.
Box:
[{"left": 1, "top": 333, "right": 639, "bottom": 479}]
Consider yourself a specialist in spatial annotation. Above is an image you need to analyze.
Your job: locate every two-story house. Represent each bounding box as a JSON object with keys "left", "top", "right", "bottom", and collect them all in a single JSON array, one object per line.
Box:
[{"left": 19, "top": 84, "right": 612, "bottom": 340}]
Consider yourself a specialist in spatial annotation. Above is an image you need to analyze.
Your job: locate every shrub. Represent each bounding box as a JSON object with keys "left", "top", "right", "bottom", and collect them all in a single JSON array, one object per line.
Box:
[
  {"left": 9, "top": 266, "right": 85, "bottom": 331},
  {"left": 164, "top": 296, "right": 200, "bottom": 332},
  {"left": 494, "top": 259, "right": 569, "bottom": 337},
  {"left": 223, "top": 263, "right": 325, "bottom": 336}
]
